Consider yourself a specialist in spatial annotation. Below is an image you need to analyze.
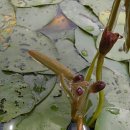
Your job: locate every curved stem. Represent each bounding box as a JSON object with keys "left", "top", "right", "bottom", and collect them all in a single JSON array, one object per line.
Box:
[
  {"left": 59, "top": 74, "right": 73, "bottom": 100},
  {"left": 85, "top": 52, "right": 99, "bottom": 81},
  {"left": 88, "top": 54, "right": 105, "bottom": 127}
]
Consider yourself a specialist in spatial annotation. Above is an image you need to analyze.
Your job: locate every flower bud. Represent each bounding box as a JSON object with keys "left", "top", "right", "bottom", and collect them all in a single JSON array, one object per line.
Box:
[
  {"left": 99, "top": 28, "right": 121, "bottom": 55},
  {"left": 73, "top": 74, "right": 84, "bottom": 83},
  {"left": 89, "top": 81, "right": 106, "bottom": 93},
  {"left": 76, "top": 87, "right": 84, "bottom": 96}
]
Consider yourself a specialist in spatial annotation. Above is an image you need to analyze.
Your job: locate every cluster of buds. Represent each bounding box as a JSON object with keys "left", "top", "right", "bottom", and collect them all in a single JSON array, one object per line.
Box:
[
  {"left": 64, "top": 74, "right": 106, "bottom": 122},
  {"left": 71, "top": 74, "right": 106, "bottom": 97}
]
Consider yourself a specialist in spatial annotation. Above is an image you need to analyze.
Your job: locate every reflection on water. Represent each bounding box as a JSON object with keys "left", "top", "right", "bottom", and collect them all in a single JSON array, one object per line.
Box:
[
  {"left": 40, "top": 7, "right": 77, "bottom": 34},
  {"left": 1, "top": 116, "right": 25, "bottom": 130},
  {"left": 0, "top": 123, "right": 3, "bottom": 130}
]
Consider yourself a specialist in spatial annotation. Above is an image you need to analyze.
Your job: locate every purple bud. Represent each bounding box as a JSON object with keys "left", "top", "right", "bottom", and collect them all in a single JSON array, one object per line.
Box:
[
  {"left": 73, "top": 74, "right": 84, "bottom": 83},
  {"left": 76, "top": 87, "right": 84, "bottom": 96},
  {"left": 99, "top": 28, "right": 120, "bottom": 55},
  {"left": 89, "top": 81, "right": 106, "bottom": 93}
]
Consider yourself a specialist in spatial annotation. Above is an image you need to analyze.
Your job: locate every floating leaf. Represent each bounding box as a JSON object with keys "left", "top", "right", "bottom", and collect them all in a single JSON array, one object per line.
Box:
[
  {"left": 102, "top": 68, "right": 130, "bottom": 110},
  {"left": 16, "top": 5, "right": 58, "bottom": 31},
  {"left": 75, "top": 28, "right": 129, "bottom": 75},
  {"left": 24, "top": 75, "right": 57, "bottom": 104},
  {"left": 75, "top": 28, "right": 97, "bottom": 62},
  {"left": 99, "top": 11, "right": 125, "bottom": 27},
  {"left": 11, "top": 0, "right": 63, "bottom": 7},
  {"left": 93, "top": 68, "right": 130, "bottom": 130},
  {"left": 9, "top": 85, "right": 71, "bottom": 130},
  {"left": 0, "top": 70, "right": 36, "bottom": 122},
  {"left": 0, "top": 26, "right": 58, "bottom": 73},
  {"left": 0, "top": 0, "right": 16, "bottom": 51},
  {"left": 55, "top": 39, "right": 89, "bottom": 72},
  {"left": 0, "top": 69, "right": 56, "bottom": 122},
  {"left": 42, "top": 29, "right": 75, "bottom": 43},
  {"left": 95, "top": 107, "right": 130, "bottom": 130},
  {"left": 60, "top": 0, "right": 101, "bottom": 36},
  {"left": 79, "top": 0, "right": 113, "bottom": 16}
]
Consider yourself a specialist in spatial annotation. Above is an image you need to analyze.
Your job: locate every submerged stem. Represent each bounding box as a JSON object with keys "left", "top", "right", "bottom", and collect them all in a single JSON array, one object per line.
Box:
[{"left": 88, "top": 54, "right": 105, "bottom": 127}]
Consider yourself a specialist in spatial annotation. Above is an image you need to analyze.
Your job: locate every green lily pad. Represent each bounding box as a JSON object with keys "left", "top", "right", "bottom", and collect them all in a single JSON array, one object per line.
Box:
[
  {"left": 75, "top": 28, "right": 129, "bottom": 76},
  {"left": 0, "top": 0, "right": 14, "bottom": 15},
  {"left": 0, "top": 70, "right": 36, "bottom": 122},
  {"left": 0, "top": 0, "right": 16, "bottom": 51},
  {"left": 94, "top": 68, "right": 130, "bottom": 130},
  {"left": 0, "top": 69, "right": 56, "bottom": 122},
  {"left": 42, "top": 29, "right": 75, "bottom": 43},
  {"left": 79, "top": 0, "right": 113, "bottom": 16},
  {"left": 75, "top": 28, "right": 97, "bottom": 62},
  {"left": 16, "top": 5, "right": 58, "bottom": 31},
  {"left": 60, "top": 0, "right": 101, "bottom": 36},
  {"left": 0, "top": 26, "right": 58, "bottom": 73},
  {"left": 99, "top": 10, "right": 125, "bottom": 26},
  {"left": 11, "top": 0, "right": 63, "bottom": 7},
  {"left": 95, "top": 107, "right": 130, "bottom": 130},
  {"left": 102, "top": 68, "right": 130, "bottom": 110},
  {"left": 9, "top": 85, "right": 71, "bottom": 130},
  {"left": 55, "top": 39, "right": 89, "bottom": 72},
  {"left": 24, "top": 74, "right": 57, "bottom": 104}
]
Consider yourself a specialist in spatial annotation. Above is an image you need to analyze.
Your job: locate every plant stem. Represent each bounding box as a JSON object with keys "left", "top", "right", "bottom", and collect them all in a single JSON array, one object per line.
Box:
[
  {"left": 28, "top": 50, "right": 75, "bottom": 80},
  {"left": 107, "top": 0, "right": 121, "bottom": 31},
  {"left": 96, "top": 54, "right": 104, "bottom": 80},
  {"left": 59, "top": 74, "right": 73, "bottom": 100},
  {"left": 85, "top": 52, "right": 99, "bottom": 81},
  {"left": 124, "top": 0, "right": 130, "bottom": 52},
  {"left": 88, "top": 54, "right": 105, "bottom": 127},
  {"left": 77, "top": 116, "right": 83, "bottom": 130}
]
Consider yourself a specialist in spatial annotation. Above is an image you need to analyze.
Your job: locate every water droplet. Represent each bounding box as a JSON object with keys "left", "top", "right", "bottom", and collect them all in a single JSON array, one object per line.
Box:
[
  {"left": 124, "top": 90, "right": 128, "bottom": 93},
  {"left": 50, "top": 104, "right": 59, "bottom": 111},
  {"left": 100, "top": 28, "right": 104, "bottom": 31},
  {"left": 67, "top": 121, "right": 89, "bottom": 130},
  {"left": 81, "top": 50, "right": 88, "bottom": 57},
  {"left": 116, "top": 90, "right": 121, "bottom": 94},
  {"left": 106, "top": 107, "right": 120, "bottom": 115},
  {"left": 85, "top": 26, "right": 94, "bottom": 32}
]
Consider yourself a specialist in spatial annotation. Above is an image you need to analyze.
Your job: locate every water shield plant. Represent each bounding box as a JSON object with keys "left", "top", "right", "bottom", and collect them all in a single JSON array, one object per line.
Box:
[{"left": 0, "top": 0, "right": 130, "bottom": 130}]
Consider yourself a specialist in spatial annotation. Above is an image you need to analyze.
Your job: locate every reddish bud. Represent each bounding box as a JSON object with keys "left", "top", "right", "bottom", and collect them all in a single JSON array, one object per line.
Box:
[
  {"left": 99, "top": 28, "right": 121, "bottom": 55},
  {"left": 89, "top": 81, "right": 106, "bottom": 93},
  {"left": 73, "top": 74, "right": 84, "bottom": 83},
  {"left": 76, "top": 87, "right": 84, "bottom": 96}
]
